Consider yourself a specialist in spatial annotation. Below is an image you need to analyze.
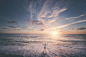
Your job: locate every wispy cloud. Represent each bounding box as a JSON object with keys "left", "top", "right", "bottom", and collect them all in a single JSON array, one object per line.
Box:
[
  {"left": 65, "top": 14, "right": 86, "bottom": 20},
  {"left": 14, "top": 28, "right": 21, "bottom": 30},
  {"left": 8, "top": 26, "right": 22, "bottom": 30},
  {"left": 27, "top": 20, "right": 44, "bottom": 25},
  {"left": 32, "top": 20, "right": 44, "bottom": 25},
  {"left": 2, "top": 28, "right": 8, "bottom": 29},
  {"left": 37, "top": 0, "right": 67, "bottom": 26},
  {"left": 47, "top": 19, "right": 55, "bottom": 25},
  {"left": 7, "top": 20, "right": 17, "bottom": 24},
  {"left": 40, "top": 29, "right": 44, "bottom": 31},
  {"left": 21, "top": 27, "right": 26, "bottom": 29},
  {"left": 27, "top": 0, "right": 67, "bottom": 28},
  {"left": 58, "top": 20, "right": 86, "bottom": 28},
  {"left": 8, "top": 26, "right": 16, "bottom": 28},
  {"left": 77, "top": 27, "right": 86, "bottom": 30}
]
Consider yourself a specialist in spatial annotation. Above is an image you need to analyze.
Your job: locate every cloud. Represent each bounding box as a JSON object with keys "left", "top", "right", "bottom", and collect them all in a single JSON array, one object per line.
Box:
[
  {"left": 77, "top": 27, "right": 86, "bottom": 30},
  {"left": 27, "top": 0, "right": 67, "bottom": 27},
  {"left": 14, "top": 28, "right": 21, "bottom": 30},
  {"left": 27, "top": 19, "right": 31, "bottom": 23},
  {"left": 21, "top": 27, "right": 26, "bottom": 29},
  {"left": 47, "top": 8, "right": 67, "bottom": 18},
  {"left": 8, "top": 26, "right": 22, "bottom": 30},
  {"left": 40, "top": 29, "right": 44, "bottom": 31},
  {"left": 17, "top": 26, "right": 20, "bottom": 27},
  {"left": 32, "top": 20, "right": 44, "bottom": 25},
  {"left": 28, "top": 2, "right": 33, "bottom": 19},
  {"left": 2, "top": 28, "right": 8, "bottom": 29},
  {"left": 65, "top": 14, "right": 86, "bottom": 20},
  {"left": 58, "top": 20, "right": 86, "bottom": 28},
  {"left": 25, "top": 0, "right": 68, "bottom": 30},
  {"left": 8, "top": 26, "right": 16, "bottom": 28},
  {"left": 7, "top": 20, "right": 17, "bottom": 24},
  {"left": 27, "top": 20, "right": 44, "bottom": 25},
  {"left": 71, "top": 28, "right": 74, "bottom": 30},
  {"left": 47, "top": 19, "right": 55, "bottom": 25},
  {"left": 37, "top": 0, "right": 66, "bottom": 18},
  {"left": 37, "top": 4, "right": 67, "bottom": 26}
]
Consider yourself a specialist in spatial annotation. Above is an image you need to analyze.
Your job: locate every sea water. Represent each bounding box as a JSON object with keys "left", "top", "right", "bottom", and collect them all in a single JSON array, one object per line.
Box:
[{"left": 0, "top": 33, "right": 86, "bottom": 57}]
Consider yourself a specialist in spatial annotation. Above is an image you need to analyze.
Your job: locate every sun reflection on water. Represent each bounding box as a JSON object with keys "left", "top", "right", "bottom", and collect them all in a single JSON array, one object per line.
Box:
[{"left": 45, "top": 31, "right": 62, "bottom": 44}]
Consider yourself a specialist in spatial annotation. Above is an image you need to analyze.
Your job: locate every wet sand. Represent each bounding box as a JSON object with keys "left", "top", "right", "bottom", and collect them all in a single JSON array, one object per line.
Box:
[{"left": 0, "top": 53, "right": 23, "bottom": 57}]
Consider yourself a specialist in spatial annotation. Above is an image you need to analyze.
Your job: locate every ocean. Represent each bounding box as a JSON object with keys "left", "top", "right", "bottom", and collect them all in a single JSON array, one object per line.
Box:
[{"left": 0, "top": 33, "right": 86, "bottom": 57}]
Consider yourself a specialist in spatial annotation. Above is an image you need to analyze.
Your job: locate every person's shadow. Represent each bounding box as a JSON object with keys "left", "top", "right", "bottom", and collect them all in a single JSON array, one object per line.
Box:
[
  {"left": 39, "top": 43, "right": 49, "bottom": 57},
  {"left": 40, "top": 51, "right": 50, "bottom": 57}
]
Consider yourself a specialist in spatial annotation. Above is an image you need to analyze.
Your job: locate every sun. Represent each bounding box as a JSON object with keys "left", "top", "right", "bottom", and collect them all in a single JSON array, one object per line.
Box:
[
  {"left": 52, "top": 31, "right": 57, "bottom": 35},
  {"left": 50, "top": 31, "right": 59, "bottom": 36},
  {"left": 49, "top": 31, "right": 59, "bottom": 39},
  {"left": 47, "top": 30, "right": 59, "bottom": 37}
]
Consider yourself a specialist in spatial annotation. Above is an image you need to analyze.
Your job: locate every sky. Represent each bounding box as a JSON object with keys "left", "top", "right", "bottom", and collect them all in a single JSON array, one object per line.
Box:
[{"left": 0, "top": 0, "right": 86, "bottom": 34}]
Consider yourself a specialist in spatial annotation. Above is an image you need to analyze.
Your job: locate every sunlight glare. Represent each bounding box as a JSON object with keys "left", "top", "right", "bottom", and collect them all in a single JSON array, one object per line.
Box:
[
  {"left": 52, "top": 31, "right": 57, "bottom": 35},
  {"left": 51, "top": 31, "right": 58, "bottom": 35},
  {"left": 49, "top": 31, "right": 59, "bottom": 39}
]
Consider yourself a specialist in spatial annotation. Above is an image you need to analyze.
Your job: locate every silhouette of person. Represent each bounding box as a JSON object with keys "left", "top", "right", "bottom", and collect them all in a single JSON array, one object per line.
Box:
[{"left": 43, "top": 43, "right": 48, "bottom": 49}]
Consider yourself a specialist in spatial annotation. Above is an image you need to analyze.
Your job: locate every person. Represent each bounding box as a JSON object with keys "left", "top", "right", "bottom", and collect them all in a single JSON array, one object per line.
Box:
[
  {"left": 43, "top": 43, "right": 48, "bottom": 49},
  {"left": 42, "top": 43, "right": 49, "bottom": 55}
]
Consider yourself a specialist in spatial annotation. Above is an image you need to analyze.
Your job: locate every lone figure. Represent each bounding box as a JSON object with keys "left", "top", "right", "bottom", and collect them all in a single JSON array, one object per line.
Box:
[{"left": 43, "top": 43, "right": 48, "bottom": 49}]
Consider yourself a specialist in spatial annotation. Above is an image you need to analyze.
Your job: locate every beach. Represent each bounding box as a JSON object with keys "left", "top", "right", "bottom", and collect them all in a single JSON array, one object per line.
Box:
[{"left": 0, "top": 33, "right": 86, "bottom": 57}]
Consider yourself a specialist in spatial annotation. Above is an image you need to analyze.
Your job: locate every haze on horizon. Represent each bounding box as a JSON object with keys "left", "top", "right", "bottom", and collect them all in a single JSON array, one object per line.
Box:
[{"left": 0, "top": 0, "right": 86, "bottom": 34}]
